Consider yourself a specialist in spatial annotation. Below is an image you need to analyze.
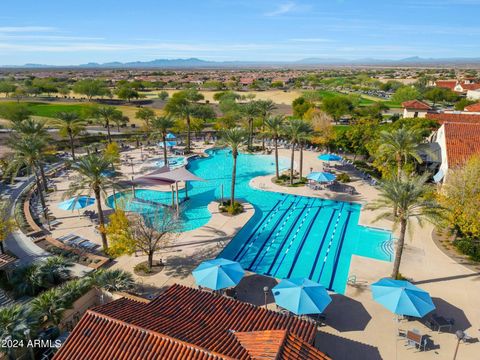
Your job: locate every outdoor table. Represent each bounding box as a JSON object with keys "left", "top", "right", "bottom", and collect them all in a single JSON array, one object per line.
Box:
[{"left": 432, "top": 315, "right": 453, "bottom": 333}]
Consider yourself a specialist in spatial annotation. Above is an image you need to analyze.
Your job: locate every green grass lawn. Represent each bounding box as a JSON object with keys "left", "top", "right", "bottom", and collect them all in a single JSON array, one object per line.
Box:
[{"left": 0, "top": 101, "right": 95, "bottom": 118}]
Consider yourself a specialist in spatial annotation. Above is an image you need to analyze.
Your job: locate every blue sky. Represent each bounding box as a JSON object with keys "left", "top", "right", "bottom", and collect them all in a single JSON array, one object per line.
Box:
[{"left": 1, "top": 0, "right": 480, "bottom": 65}]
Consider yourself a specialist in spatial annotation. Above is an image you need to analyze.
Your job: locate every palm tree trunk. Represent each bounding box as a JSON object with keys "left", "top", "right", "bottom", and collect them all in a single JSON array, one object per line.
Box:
[
  {"left": 231, "top": 154, "right": 237, "bottom": 206},
  {"left": 39, "top": 164, "right": 48, "bottom": 192},
  {"left": 290, "top": 143, "right": 295, "bottom": 185},
  {"left": 186, "top": 114, "right": 191, "bottom": 153},
  {"left": 262, "top": 118, "right": 266, "bottom": 150},
  {"left": 94, "top": 187, "right": 108, "bottom": 251},
  {"left": 274, "top": 137, "right": 279, "bottom": 179},
  {"left": 34, "top": 169, "right": 50, "bottom": 229},
  {"left": 106, "top": 120, "right": 112, "bottom": 143},
  {"left": 391, "top": 219, "right": 407, "bottom": 279},
  {"left": 248, "top": 118, "right": 253, "bottom": 150},
  {"left": 299, "top": 144, "right": 304, "bottom": 180},
  {"left": 68, "top": 130, "right": 76, "bottom": 161},
  {"left": 162, "top": 135, "right": 168, "bottom": 165}
]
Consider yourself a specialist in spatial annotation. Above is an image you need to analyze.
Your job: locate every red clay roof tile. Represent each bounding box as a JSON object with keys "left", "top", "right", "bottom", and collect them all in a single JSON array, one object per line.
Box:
[{"left": 401, "top": 100, "right": 431, "bottom": 110}]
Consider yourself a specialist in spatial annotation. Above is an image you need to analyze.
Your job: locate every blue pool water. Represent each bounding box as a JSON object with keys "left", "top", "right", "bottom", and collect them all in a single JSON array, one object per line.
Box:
[
  {"left": 108, "top": 148, "right": 392, "bottom": 293},
  {"left": 155, "top": 156, "right": 187, "bottom": 169}
]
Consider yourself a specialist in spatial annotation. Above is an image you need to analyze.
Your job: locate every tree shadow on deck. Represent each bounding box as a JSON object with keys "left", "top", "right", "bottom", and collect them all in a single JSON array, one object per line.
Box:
[{"left": 315, "top": 331, "right": 382, "bottom": 360}]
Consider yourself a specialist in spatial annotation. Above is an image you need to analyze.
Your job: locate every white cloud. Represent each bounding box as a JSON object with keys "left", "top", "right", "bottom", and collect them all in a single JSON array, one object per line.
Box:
[
  {"left": 265, "top": 1, "right": 296, "bottom": 16},
  {"left": 0, "top": 26, "right": 55, "bottom": 33}
]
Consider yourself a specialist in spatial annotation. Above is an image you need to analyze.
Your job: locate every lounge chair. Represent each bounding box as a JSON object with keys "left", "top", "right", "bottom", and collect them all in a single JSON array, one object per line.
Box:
[
  {"left": 57, "top": 233, "right": 78, "bottom": 242},
  {"left": 405, "top": 330, "right": 427, "bottom": 351},
  {"left": 65, "top": 237, "right": 85, "bottom": 246}
]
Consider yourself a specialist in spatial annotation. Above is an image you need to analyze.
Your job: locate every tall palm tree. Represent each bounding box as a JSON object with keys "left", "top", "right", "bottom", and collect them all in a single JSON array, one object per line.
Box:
[
  {"left": 242, "top": 101, "right": 260, "bottom": 151},
  {"left": 151, "top": 116, "right": 175, "bottom": 165},
  {"left": 264, "top": 115, "right": 284, "bottom": 179},
  {"left": 38, "top": 256, "right": 73, "bottom": 287},
  {"left": 53, "top": 111, "right": 86, "bottom": 160},
  {"left": 220, "top": 128, "right": 248, "bottom": 209},
  {"left": 366, "top": 173, "right": 443, "bottom": 279},
  {"left": 67, "top": 154, "right": 116, "bottom": 251},
  {"left": 282, "top": 119, "right": 307, "bottom": 185},
  {"left": 0, "top": 304, "right": 36, "bottom": 357},
  {"left": 164, "top": 89, "right": 204, "bottom": 153},
  {"left": 0, "top": 201, "right": 16, "bottom": 254},
  {"left": 8, "top": 136, "right": 50, "bottom": 224},
  {"left": 297, "top": 121, "right": 313, "bottom": 180},
  {"left": 378, "top": 127, "right": 423, "bottom": 178},
  {"left": 92, "top": 106, "right": 123, "bottom": 143},
  {"left": 12, "top": 118, "right": 50, "bottom": 192},
  {"left": 30, "top": 288, "right": 66, "bottom": 329},
  {"left": 256, "top": 100, "right": 276, "bottom": 150}
]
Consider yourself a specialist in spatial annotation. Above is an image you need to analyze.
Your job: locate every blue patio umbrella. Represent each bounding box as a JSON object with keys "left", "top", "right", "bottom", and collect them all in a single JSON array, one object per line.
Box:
[
  {"left": 166, "top": 133, "right": 176, "bottom": 139},
  {"left": 371, "top": 278, "right": 435, "bottom": 318},
  {"left": 306, "top": 171, "right": 337, "bottom": 183},
  {"left": 192, "top": 258, "right": 245, "bottom": 291},
  {"left": 318, "top": 153, "right": 342, "bottom": 162},
  {"left": 158, "top": 141, "right": 177, "bottom": 148},
  {"left": 272, "top": 278, "right": 332, "bottom": 315},
  {"left": 58, "top": 196, "right": 95, "bottom": 211}
]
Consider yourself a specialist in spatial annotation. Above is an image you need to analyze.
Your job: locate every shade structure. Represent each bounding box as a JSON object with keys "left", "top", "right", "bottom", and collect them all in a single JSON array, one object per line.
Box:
[
  {"left": 318, "top": 154, "right": 342, "bottom": 162},
  {"left": 272, "top": 278, "right": 332, "bottom": 315},
  {"left": 192, "top": 258, "right": 245, "bottom": 291},
  {"left": 371, "top": 278, "right": 435, "bottom": 318},
  {"left": 58, "top": 196, "right": 95, "bottom": 211},
  {"left": 306, "top": 171, "right": 336, "bottom": 183},
  {"left": 166, "top": 133, "right": 176, "bottom": 139},
  {"left": 158, "top": 141, "right": 177, "bottom": 148}
]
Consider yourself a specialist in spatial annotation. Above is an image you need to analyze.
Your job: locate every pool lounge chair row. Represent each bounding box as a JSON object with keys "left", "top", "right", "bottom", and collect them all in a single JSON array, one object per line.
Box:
[{"left": 57, "top": 233, "right": 99, "bottom": 251}]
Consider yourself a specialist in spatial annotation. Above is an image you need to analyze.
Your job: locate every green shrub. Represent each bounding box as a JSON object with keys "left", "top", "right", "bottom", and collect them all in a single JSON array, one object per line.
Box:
[
  {"left": 454, "top": 238, "right": 480, "bottom": 261},
  {"left": 134, "top": 263, "right": 152, "bottom": 274},
  {"left": 219, "top": 200, "right": 244, "bottom": 215},
  {"left": 337, "top": 173, "right": 351, "bottom": 183}
]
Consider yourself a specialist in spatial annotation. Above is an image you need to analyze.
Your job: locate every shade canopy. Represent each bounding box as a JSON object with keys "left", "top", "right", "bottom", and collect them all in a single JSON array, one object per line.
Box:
[
  {"left": 166, "top": 133, "right": 176, "bottom": 139},
  {"left": 272, "top": 278, "right": 332, "bottom": 315},
  {"left": 371, "top": 278, "right": 435, "bottom": 318},
  {"left": 154, "top": 167, "right": 205, "bottom": 182},
  {"left": 306, "top": 171, "right": 336, "bottom": 183},
  {"left": 158, "top": 141, "right": 177, "bottom": 148},
  {"left": 58, "top": 196, "right": 95, "bottom": 211},
  {"left": 318, "top": 154, "right": 342, "bottom": 162},
  {"left": 192, "top": 258, "right": 245, "bottom": 290}
]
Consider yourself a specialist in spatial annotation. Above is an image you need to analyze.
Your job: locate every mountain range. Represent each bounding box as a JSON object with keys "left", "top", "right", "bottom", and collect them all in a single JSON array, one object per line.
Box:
[{"left": 4, "top": 57, "right": 480, "bottom": 69}]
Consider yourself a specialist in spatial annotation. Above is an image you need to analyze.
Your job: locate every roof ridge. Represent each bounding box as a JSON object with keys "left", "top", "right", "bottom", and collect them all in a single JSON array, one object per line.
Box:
[{"left": 86, "top": 309, "right": 236, "bottom": 359}]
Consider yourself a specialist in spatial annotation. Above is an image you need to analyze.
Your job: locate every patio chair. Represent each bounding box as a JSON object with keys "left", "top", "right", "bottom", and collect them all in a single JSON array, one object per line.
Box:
[
  {"left": 405, "top": 330, "right": 427, "bottom": 351},
  {"left": 57, "top": 233, "right": 78, "bottom": 242}
]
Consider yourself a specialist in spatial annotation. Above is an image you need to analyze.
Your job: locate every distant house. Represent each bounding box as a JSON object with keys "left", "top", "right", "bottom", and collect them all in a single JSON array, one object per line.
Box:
[
  {"left": 53, "top": 284, "right": 330, "bottom": 360},
  {"left": 435, "top": 79, "right": 480, "bottom": 94},
  {"left": 402, "top": 100, "right": 431, "bottom": 118},
  {"left": 428, "top": 113, "right": 480, "bottom": 183},
  {"left": 435, "top": 80, "right": 458, "bottom": 91},
  {"left": 467, "top": 89, "right": 480, "bottom": 100}
]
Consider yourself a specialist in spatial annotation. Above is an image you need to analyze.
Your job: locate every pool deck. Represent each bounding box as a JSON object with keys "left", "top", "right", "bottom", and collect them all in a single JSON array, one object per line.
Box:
[{"left": 44, "top": 143, "right": 480, "bottom": 359}]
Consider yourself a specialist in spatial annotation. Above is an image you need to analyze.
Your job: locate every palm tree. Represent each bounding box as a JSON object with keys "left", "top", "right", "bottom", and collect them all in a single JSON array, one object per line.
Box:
[
  {"left": 256, "top": 100, "right": 276, "bottom": 150},
  {"left": 366, "top": 173, "right": 443, "bottom": 279},
  {"left": 8, "top": 136, "right": 50, "bottom": 224},
  {"left": 53, "top": 111, "right": 86, "bottom": 160},
  {"left": 263, "top": 115, "right": 284, "bottom": 179},
  {"left": 297, "top": 121, "right": 313, "bottom": 180},
  {"left": 151, "top": 116, "right": 175, "bottom": 165},
  {"left": 164, "top": 89, "right": 204, "bottom": 153},
  {"left": 282, "top": 119, "right": 307, "bottom": 185},
  {"left": 11, "top": 263, "right": 43, "bottom": 297},
  {"left": 89, "top": 269, "right": 135, "bottom": 292},
  {"left": 38, "top": 256, "right": 73, "bottom": 287},
  {"left": 241, "top": 101, "right": 260, "bottom": 151},
  {"left": 0, "top": 304, "right": 36, "bottom": 357},
  {"left": 378, "top": 127, "right": 423, "bottom": 178},
  {"left": 220, "top": 128, "right": 248, "bottom": 210},
  {"left": 92, "top": 106, "right": 123, "bottom": 143},
  {"left": 67, "top": 154, "right": 116, "bottom": 251},
  {"left": 30, "top": 288, "right": 66, "bottom": 329},
  {"left": 0, "top": 201, "right": 16, "bottom": 254}
]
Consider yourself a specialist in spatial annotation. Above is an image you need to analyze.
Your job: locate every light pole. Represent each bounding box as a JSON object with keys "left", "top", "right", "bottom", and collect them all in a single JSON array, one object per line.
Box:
[
  {"left": 453, "top": 330, "right": 465, "bottom": 360},
  {"left": 263, "top": 286, "right": 269, "bottom": 309}
]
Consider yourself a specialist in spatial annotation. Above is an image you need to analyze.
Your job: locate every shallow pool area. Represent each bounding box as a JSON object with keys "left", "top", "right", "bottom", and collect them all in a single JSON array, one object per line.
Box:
[
  {"left": 155, "top": 156, "right": 187, "bottom": 169},
  {"left": 108, "top": 148, "right": 392, "bottom": 293}
]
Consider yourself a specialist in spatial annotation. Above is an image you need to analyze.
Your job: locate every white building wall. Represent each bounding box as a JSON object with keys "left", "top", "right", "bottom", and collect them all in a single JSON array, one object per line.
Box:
[
  {"left": 403, "top": 108, "right": 428, "bottom": 118},
  {"left": 434, "top": 125, "right": 449, "bottom": 182}
]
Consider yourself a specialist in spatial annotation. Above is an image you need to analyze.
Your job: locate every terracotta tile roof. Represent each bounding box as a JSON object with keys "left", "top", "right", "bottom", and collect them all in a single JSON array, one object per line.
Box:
[
  {"left": 443, "top": 122, "right": 480, "bottom": 167},
  {"left": 279, "top": 333, "right": 331, "bottom": 360},
  {"left": 465, "top": 103, "right": 480, "bottom": 112},
  {"left": 401, "top": 100, "right": 431, "bottom": 110},
  {"left": 54, "top": 285, "right": 329, "bottom": 360},
  {"left": 435, "top": 80, "right": 457, "bottom": 90},
  {"left": 461, "top": 83, "right": 480, "bottom": 91},
  {"left": 426, "top": 113, "right": 480, "bottom": 124}
]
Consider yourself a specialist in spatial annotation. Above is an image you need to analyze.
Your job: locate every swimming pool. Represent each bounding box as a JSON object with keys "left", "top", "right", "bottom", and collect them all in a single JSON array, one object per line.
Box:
[
  {"left": 108, "top": 148, "right": 392, "bottom": 293},
  {"left": 155, "top": 156, "right": 187, "bottom": 169}
]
